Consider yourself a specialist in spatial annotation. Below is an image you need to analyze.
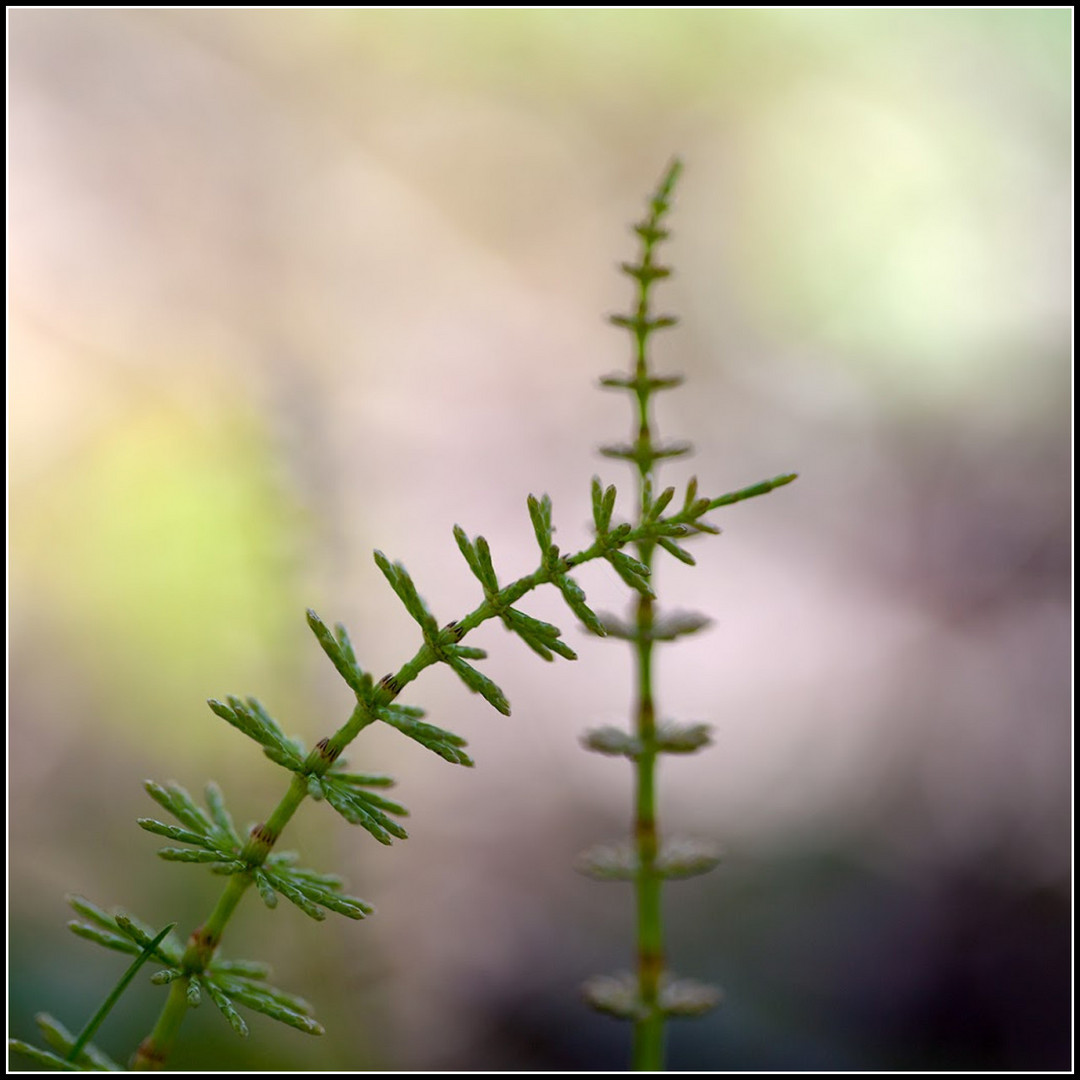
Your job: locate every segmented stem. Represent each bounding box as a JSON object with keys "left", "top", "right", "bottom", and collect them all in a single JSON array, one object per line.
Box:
[
  {"left": 591, "top": 159, "right": 796, "bottom": 1069},
  {"left": 627, "top": 160, "right": 681, "bottom": 1070}
]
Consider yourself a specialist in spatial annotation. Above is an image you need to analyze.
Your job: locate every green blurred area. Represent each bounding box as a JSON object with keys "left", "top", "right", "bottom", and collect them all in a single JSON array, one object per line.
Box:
[{"left": 12, "top": 402, "right": 302, "bottom": 753}]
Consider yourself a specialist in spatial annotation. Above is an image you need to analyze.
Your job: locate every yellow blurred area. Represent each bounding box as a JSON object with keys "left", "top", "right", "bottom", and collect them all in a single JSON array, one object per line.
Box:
[
  {"left": 11, "top": 389, "right": 302, "bottom": 750},
  {"left": 9, "top": 9, "right": 1071, "bottom": 1072}
]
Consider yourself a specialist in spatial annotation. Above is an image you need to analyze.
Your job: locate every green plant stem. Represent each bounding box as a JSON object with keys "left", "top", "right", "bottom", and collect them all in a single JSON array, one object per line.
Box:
[
  {"left": 625, "top": 162, "right": 673, "bottom": 1070},
  {"left": 133, "top": 777, "right": 310, "bottom": 1069},
  {"left": 630, "top": 313, "right": 664, "bottom": 1070},
  {"left": 632, "top": 583, "right": 665, "bottom": 1071},
  {"left": 63, "top": 922, "right": 176, "bottom": 1064},
  {"left": 133, "top": 981, "right": 189, "bottom": 1071}
]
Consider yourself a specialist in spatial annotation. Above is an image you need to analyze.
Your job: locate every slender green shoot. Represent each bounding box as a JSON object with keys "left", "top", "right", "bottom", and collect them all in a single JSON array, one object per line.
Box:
[
  {"left": 9, "top": 920, "right": 176, "bottom": 1072},
  {"left": 579, "top": 160, "right": 796, "bottom": 1069},
  {"left": 67, "top": 923, "right": 178, "bottom": 1062}
]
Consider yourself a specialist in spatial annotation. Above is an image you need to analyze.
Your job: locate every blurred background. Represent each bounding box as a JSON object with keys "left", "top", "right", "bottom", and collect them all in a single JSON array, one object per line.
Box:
[{"left": 8, "top": 9, "right": 1071, "bottom": 1072}]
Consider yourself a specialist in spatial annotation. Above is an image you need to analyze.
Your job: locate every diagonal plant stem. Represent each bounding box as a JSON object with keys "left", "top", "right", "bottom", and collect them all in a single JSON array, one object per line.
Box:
[
  {"left": 67, "top": 922, "right": 178, "bottom": 1064},
  {"left": 10, "top": 921, "right": 176, "bottom": 1072},
  {"left": 131, "top": 474, "right": 793, "bottom": 1070}
]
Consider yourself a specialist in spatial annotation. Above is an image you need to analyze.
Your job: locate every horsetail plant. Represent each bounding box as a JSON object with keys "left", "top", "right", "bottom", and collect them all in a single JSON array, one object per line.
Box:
[
  {"left": 577, "top": 159, "right": 795, "bottom": 1069},
  {"left": 10, "top": 160, "right": 795, "bottom": 1072}
]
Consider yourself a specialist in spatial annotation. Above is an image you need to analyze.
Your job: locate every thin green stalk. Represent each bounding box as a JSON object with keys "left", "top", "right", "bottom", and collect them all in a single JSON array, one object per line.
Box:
[
  {"left": 632, "top": 586, "right": 664, "bottom": 1070},
  {"left": 577, "top": 159, "right": 796, "bottom": 1071},
  {"left": 132, "top": 981, "right": 189, "bottom": 1072},
  {"left": 130, "top": 482, "right": 794, "bottom": 1069},
  {"left": 11, "top": 921, "right": 175, "bottom": 1072},
  {"left": 629, "top": 168, "right": 671, "bottom": 1070},
  {"left": 133, "top": 776, "right": 310, "bottom": 1069},
  {"left": 66, "top": 923, "right": 177, "bottom": 1063}
]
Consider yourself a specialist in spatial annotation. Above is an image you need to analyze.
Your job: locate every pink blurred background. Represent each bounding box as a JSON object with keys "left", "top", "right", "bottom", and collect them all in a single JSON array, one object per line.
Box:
[{"left": 9, "top": 9, "right": 1071, "bottom": 1071}]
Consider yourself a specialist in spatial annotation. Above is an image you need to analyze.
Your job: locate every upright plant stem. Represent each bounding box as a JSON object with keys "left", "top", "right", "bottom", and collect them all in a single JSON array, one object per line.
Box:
[
  {"left": 132, "top": 774, "right": 311, "bottom": 1069},
  {"left": 630, "top": 206, "right": 666, "bottom": 1069},
  {"left": 64, "top": 923, "right": 177, "bottom": 1065},
  {"left": 602, "top": 159, "right": 796, "bottom": 1069},
  {"left": 632, "top": 581, "right": 664, "bottom": 1070}
]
